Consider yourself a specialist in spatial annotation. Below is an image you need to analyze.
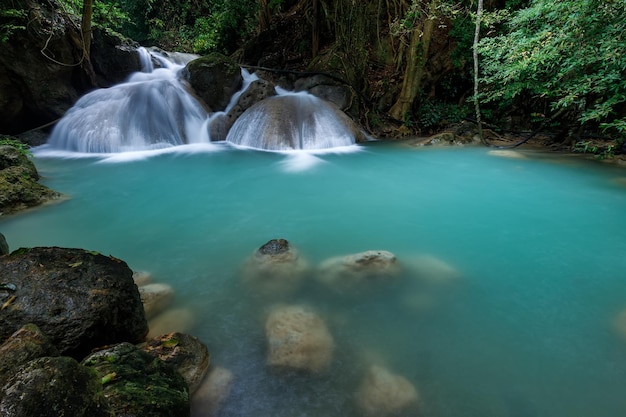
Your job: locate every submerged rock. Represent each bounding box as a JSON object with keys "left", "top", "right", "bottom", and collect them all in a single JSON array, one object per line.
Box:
[
  {"left": 488, "top": 149, "right": 527, "bottom": 159},
  {"left": 148, "top": 308, "right": 195, "bottom": 339},
  {"left": 139, "top": 283, "right": 175, "bottom": 319},
  {"left": 317, "top": 250, "right": 401, "bottom": 292},
  {"left": 191, "top": 366, "right": 234, "bottom": 417},
  {"left": 0, "top": 356, "right": 112, "bottom": 417},
  {"left": 265, "top": 304, "right": 334, "bottom": 373},
  {"left": 355, "top": 365, "right": 419, "bottom": 417},
  {"left": 0, "top": 145, "right": 60, "bottom": 215},
  {"left": 142, "top": 332, "right": 210, "bottom": 395},
  {"left": 613, "top": 309, "right": 626, "bottom": 341},
  {"left": 0, "top": 247, "right": 148, "bottom": 358},
  {"left": 132, "top": 270, "right": 153, "bottom": 286},
  {"left": 0, "top": 324, "right": 59, "bottom": 388},
  {"left": 404, "top": 254, "right": 460, "bottom": 286},
  {"left": 183, "top": 53, "right": 242, "bottom": 112},
  {"left": 242, "top": 239, "right": 309, "bottom": 297},
  {"left": 82, "top": 342, "right": 189, "bottom": 417}
]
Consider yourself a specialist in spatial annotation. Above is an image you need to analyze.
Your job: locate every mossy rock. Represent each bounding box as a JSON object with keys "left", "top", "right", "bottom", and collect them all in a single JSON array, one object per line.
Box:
[
  {"left": 82, "top": 343, "right": 189, "bottom": 417},
  {"left": 182, "top": 53, "right": 242, "bottom": 112}
]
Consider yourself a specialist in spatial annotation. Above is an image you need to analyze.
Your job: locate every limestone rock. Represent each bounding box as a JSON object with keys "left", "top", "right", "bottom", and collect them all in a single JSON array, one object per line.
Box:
[
  {"left": 82, "top": 342, "right": 189, "bottom": 417},
  {"left": 265, "top": 304, "right": 334, "bottom": 373},
  {"left": 0, "top": 356, "right": 112, "bottom": 417},
  {"left": 148, "top": 308, "right": 195, "bottom": 339},
  {"left": 191, "top": 366, "right": 234, "bottom": 417},
  {"left": 242, "top": 239, "right": 309, "bottom": 297},
  {"left": 139, "top": 283, "right": 175, "bottom": 319},
  {"left": 142, "top": 332, "right": 210, "bottom": 395},
  {"left": 183, "top": 53, "right": 242, "bottom": 112},
  {"left": 0, "top": 145, "right": 60, "bottom": 215},
  {"left": 355, "top": 365, "right": 419, "bottom": 417},
  {"left": 0, "top": 247, "right": 148, "bottom": 358},
  {"left": 317, "top": 250, "right": 401, "bottom": 292},
  {"left": 0, "top": 324, "right": 59, "bottom": 388}
]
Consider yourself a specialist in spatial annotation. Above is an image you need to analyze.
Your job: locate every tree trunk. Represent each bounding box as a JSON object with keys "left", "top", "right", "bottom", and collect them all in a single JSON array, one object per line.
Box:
[
  {"left": 388, "top": 2, "right": 437, "bottom": 122},
  {"left": 81, "top": 0, "right": 93, "bottom": 59},
  {"left": 473, "top": 0, "right": 486, "bottom": 144},
  {"left": 259, "top": 0, "right": 271, "bottom": 32}
]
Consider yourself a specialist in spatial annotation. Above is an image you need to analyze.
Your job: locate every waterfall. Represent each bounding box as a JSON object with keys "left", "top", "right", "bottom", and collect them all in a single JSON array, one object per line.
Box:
[
  {"left": 225, "top": 92, "right": 357, "bottom": 150},
  {"left": 47, "top": 50, "right": 207, "bottom": 153}
]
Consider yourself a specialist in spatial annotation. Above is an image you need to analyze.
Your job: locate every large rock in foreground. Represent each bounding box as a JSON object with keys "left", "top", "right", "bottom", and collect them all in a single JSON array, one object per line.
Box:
[
  {"left": 265, "top": 304, "right": 334, "bottom": 373},
  {"left": 0, "top": 356, "right": 112, "bottom": 417},
  {"left": 82, "top": 342, "right": 189, "bottom": 417},
  {"left": 0, "top": 145, "right": 60, "bottom": 215},
  {"left": 0, "top": 247, "right": 148, "bottom": 358}
]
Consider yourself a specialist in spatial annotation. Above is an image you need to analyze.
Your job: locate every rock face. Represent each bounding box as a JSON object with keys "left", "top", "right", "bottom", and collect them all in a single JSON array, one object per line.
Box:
[
  {"left": 142, "top": 332, "right": 210, "bottom": 395},
  {"left": 82, "top": 342, "right": 189, "bottom": 417},
  {"left": 242, "top": 239, "right": 309, "bottom": 297},
  {"left": 265, "top": 304, "right": 334, "bottom": 373},
  {"left": 0, "top": 247, "right": 148, "bottom": 358},
  {"left": 0, "top": 233, "right": 8, "bottom": 255},
  {"left": 355, "top": 365, "right": 419, "bottom": 417},
  {"left": 0, "top": 145, "right": 60, "bottom": 215},
  {"left": 183, "top": 53, "right": 243, "bottom": 112},
  {"left": 0, "top": 324, "right": 59, "bottom": 389},
  {"left": 317, "top": 250, "right": 401, "bottom": 292},
  {"left": 0, "top": 356, "right": 112, "bottom": 417}
]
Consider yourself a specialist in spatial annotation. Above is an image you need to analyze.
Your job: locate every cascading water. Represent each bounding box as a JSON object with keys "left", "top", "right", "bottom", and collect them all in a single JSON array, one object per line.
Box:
[
  {"left": 225, "top": 91, "right": 358, "bottom": 150},
  {"left": 46, "top": 48, "right": 208, "bottom": 153},
  {"left": 44, "top": 48, "right": 361, "bottom": 153}
]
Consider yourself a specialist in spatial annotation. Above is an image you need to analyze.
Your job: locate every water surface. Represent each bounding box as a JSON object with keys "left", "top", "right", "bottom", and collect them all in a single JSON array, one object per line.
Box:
[{"left": 2, "top": 144, "right": 626, "bottom": 417}]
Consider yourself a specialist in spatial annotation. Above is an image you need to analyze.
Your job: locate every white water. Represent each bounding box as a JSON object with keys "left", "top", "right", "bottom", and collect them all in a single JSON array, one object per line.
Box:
[
  {"left": 45, "top": 49, "right": 360, "bottom": 152},
  {"left": 3, "top": 145, "right": 626, "bottom": 417}
]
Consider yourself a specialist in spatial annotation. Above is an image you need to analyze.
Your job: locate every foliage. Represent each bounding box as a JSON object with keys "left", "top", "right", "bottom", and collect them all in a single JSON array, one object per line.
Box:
[
  {"left": 0, "top": 137, "right": 32, "bottom": 158},
  {"left": 0, "top": 7, "right": 27, "bottom": 42},
  {"left": 478, "top": 0, "right": 626, "bottom": 139}
]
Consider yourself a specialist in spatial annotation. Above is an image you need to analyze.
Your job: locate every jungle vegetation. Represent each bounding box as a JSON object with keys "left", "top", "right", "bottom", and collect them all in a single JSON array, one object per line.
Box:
[{"left": 2, "top": 0, "right": 625, "bottom": 152}]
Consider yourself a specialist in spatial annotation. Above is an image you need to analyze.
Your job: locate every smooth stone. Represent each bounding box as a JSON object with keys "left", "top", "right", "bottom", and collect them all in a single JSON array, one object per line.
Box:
[
  {"left": 139, "top": 283, "right": 174, "bottom": 319},
  {"left": 148, "top": 307, "right": 195, "bottom": 339},
  {"left": 317, "top": 250, "right": 401, "bottom": 292},
  {"left": 265, "top": 304, "right": 334, "bottom": 373},
  {"left": 355, "top": 365, "right": 419, "bottom": 417},
  {"left": 191, "top": 366, "right": 234, "bottom": 417}
]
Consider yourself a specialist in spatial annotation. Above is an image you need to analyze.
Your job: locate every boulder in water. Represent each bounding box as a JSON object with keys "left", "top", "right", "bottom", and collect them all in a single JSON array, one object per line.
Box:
[
  {"left": 242, "top": 239, "right": 309, "bottom": 297},
  {"left": 141, "top": 332, "right": 210, "bottom": 395},
  {"left": 317, "top": 250, "right": 401, "bottom": 292},
  {"left": 0, "top": 356, "right": 112, "bottom": 417},
  {"left": 191, "top": 366, "right": 234, "bottom": 417},
  {"left": 183, "top": 53, "right": 243, "bottom": 112},
  {"left": 0, "top": 247, "right": 148, "bottom": 358},
  {"left": 355, "top": 365, "right": 419, "bottom": 417},
  {"left": 265, "top": 304, "right": 334, "bottom": 373},
  {"left": 82, "top": 342, "right": 189, "bottom": 417},
  {"left": 226, "top": 93, "right": 363, "bottom": 150}
]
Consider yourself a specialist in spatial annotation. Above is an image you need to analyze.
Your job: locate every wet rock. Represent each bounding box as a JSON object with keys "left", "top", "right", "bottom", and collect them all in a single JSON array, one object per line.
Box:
[
  {"left": 91, "top": 28, "right": 141, "bottom": 87},
  {"left": 0, "top": 233, "right": 8, "bottom": 255},
  {"left": 132, "top": 270, "right": 153, "bottom": 286},
  {"left": 141, "top": 332, "right": 209, "bottom": 395},
  {"left": 242, "top": 239, "right": 309, "bottom": 297},
  {"left": 265, "top": 304, "right": 334, "bottom": 373},
  {"left": 0, "top": 247, "right": 148, "bottom": 358},
  {"left": 139, "top": 283, "right": 174, "bottom": 319},
  {"left": 226, "top": 94, "right": 364, "bottom": 150},
  {"left": 0, "top": 356, "right": 112, "bottom": 417},
  {"left": 294, "top": 74, "right": 354, "bottom": 111},
  {"left": 208, "top": 79, "right": 277, "bottom": 141},
  {"left": 191, "top": 366, "right": 234, "bottom": 417},
  {"left": 82, "top": 342, "right": 189, "bottom": 417},
  {"left": 0, "top": 324, "right": 59, "bottom": 388},
  {"left": 183, "top": 53, "right": 242, "bottom": 112},
  {"left": 355, "top": 365, "right": 419, "bottom": 417},
  {"left": 317, "top": 250, "right": 401, "bottom": 292},
  {"left": 0, "top": 145, "right": 61, "bottom": 215},
  {"left": 148, "top": 308, "right": 195, "bottom": 339}
]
